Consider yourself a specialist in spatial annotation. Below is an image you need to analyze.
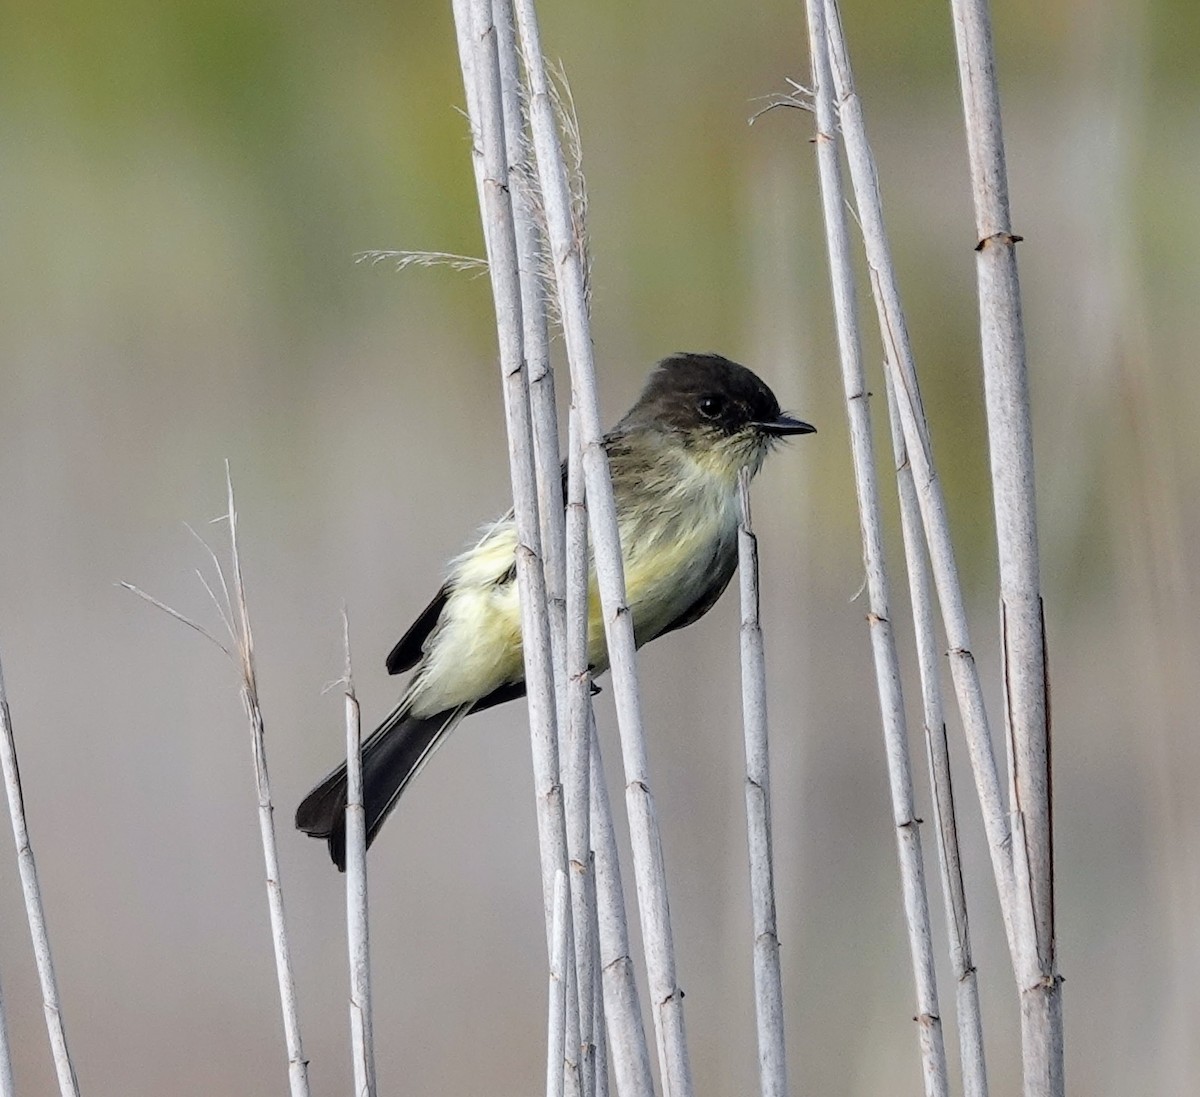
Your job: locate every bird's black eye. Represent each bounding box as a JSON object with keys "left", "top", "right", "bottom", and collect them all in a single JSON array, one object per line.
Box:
[{"left": 698, "top": 394, "right": 725, "bottom": 420}]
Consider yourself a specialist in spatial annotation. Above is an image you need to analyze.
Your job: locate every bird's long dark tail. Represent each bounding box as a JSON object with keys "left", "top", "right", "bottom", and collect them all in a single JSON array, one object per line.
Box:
[{"left": 295, "top": 701, "right": 471, "bottom": 871}]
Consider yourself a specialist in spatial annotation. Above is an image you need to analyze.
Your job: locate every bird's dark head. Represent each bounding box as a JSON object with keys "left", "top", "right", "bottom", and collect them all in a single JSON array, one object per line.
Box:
[{"left": 618, "top": 352, "right": 816, "bottom": 480}]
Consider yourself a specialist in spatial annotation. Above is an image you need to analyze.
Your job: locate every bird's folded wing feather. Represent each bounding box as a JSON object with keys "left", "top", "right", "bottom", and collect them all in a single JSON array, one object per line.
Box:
[{"left": 385, "top": 586, "right": 450, "bottom": 675}]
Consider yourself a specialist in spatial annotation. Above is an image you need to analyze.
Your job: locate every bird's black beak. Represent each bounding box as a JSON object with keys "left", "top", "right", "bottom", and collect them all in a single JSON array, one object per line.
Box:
[{"left": 754, "top": 414, "right": 817, "bottom": 437}]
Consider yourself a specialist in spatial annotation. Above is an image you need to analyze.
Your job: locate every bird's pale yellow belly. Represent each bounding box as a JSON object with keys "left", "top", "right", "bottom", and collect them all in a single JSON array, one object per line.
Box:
[{"left": 408, "top": 457, "right": 740, "bottom": 717}]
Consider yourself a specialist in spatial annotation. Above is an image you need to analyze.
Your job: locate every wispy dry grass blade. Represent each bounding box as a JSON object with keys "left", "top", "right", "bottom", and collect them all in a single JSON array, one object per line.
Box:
[
  {"left": 126, "top": 467, "right": 310, "bottom": 1097},
  {"left": 354, "top": 249, "right": 488, "bottom": 274},
  {"left": 735, "top": 469, "right": 789, "bottom": 1097},
  {"left": 225, "top": 468, "right": 311, "bottom": 1097},
  {"left": 0, "top": 654, "right": 80, "bottom": 1097}
]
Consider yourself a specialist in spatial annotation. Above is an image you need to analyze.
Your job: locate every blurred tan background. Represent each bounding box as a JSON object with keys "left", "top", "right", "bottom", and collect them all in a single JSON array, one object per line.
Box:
[{"left": 0, "top": 0, "right": 1195, "bottom": 1093}]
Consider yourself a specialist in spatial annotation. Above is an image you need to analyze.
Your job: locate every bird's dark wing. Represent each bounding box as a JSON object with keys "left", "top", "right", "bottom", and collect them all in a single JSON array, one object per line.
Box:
[{"left": 386, "top": 585, "right": 450, "bottom": 675}]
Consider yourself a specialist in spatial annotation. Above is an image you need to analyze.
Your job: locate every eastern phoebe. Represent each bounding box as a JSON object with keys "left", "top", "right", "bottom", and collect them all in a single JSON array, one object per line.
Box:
[{"left": 297, "top": 352, "right": 815, "bottom": 869}]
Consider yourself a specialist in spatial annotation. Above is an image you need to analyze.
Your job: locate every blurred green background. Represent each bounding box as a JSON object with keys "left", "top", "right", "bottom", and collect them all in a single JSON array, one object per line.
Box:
[{"left": 0, "top": 0, "right": 1195, "bottom": 1094}]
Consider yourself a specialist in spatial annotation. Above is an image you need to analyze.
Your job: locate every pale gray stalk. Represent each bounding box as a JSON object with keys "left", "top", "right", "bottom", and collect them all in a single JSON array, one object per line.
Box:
[
  {"left": 342, "top": 617, "right": 376, "bottom": 1097},
  {"left": 492, "top": 0, "right": 568, "bottom": 701},
  {"left": 0, "top": 972, "right": 13, "bottom": 1097},
  {"left": 564, "top": 408, "right": 598, "bottom": 1097},
  {"left": 588, "top": 717, "right": 655, "bottom": 1097},
  {"left": 735, "top": 470, "right": 789, "bottom": 1097},
  {"left": 125, "top": 469, "right": 309, "bottom": 1096},
  {"left": 449, "top": 0, "right": 570, "bottom": 958},
  {"left": 510, "top": 4, "right": 693, "bottom": 1093},
  {"left": 451, "top": 0, "right": 487, "bottom": 222},
  {"left": 885, "top": 381, "right": 989, "bottom": 1097},
  {"left": 225, "top": 471, "right": 311, "bottom": 1097},
  {"left": 820, "top": 0, "right": 1021, "bottom": 964},
  {"left": 0, "top": 655, "right": 80, "bottom": 1097},
  {"left": 548, "top": 870, "right": 570, "bottom": 1097},
  {"left": 563, "top": 885, "right": 583, "bottom": 1097},
  {"left": 496, "top": 17, "right": 597, "bottom": 1081},
  {"left": 945, "top": 2, "right": 1061, "bottom": 1091},
  {"left": 804, "top": 7, "right": 948, "bottom": 1096},
  {"left": 591, "top": 878, "right": 611, "bottom": 1097}
]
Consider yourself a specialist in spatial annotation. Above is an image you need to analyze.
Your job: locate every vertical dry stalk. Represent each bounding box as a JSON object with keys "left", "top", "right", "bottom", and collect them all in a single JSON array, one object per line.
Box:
[
  {"left": 945, "top": 2, "right": 1061, "bottom": 1091},
  {"left": 497, "top": 4, "right": 602, "bottom": 1079},
  {"left": 124, "top": 471, "right": 309, "bottom": 1096},
  {"left": 510, "top": 3, "right": 693, "bottom": 1092},
  {"left": 495, "top": 7, "right": 600, "bottom": 1078},
  {"left": 0, "top": 974, "right": 13, "bottom": 1097},
  {"left": 225, "top": 473, "right": 311, "bottom": 1097},
  {"left": 819, "top": 0, "right": 1022, "bottom": 967},
  {"left": 562, "top": 886, "right": 583, "bottom": 1097},
  {"left": 449, "top": 0, "right": 571, "bottom": 958},
  {"left": 548, "top": 870, "right": 571, "bottom": 1097},
  {"left": 588, "top": 719, "right": 655, "bottom": 1097},
  {"left": 735, "top": 469, "right": 790, "bottom": 1097},
  {"left": 342, "top": 619, "right": 376, "bottom": 1097},
  {"left": 804, "top": 6, "right": 948, "bottom": 1094},
  {"left": 885, "top": 382, "right": 989, "bottom": 1097},
  {"left": 0, "top": 656, "right": 80, "bottom": 1097},
  {"left": 564, "top": 408, "right": 598, "bottom": 1097},
  {"left": 492, "top": 0, "right": 568, "bottom": 696},
  {"left": 591, "top": 924, "right": 610, "bottom": 1097},
  {"left": 453, "top": 4, "right": 597, "bottom": 1092}
]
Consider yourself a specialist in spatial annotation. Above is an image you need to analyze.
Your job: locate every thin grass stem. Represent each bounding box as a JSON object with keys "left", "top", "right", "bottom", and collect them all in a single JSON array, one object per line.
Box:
[
  {"left": 511, "top": 4, "right": 693, "bottom": 1091},
  {"left": 588, "top": 718, "right": 655, "bottom": 1097},
  {"left": 127, "top": 471, "right": 310, "bottom": 1096},
  {"left": 820, "top": 0, "right": 1021, "bottom": 968},
  {"left": 563, "top": 406, "right": 598, "bottom": 1095},
  {"left": 548, "top": 870, "right": 570, "bottom": 1097},
  {"left": 0, "top": 655, "right": 80, "bottom": 1097},
  {"left": 449, "top": 0, "right": 571, "bottom": 962},
  {"left": 804, "top": 6, "right": 949, "bottom": 1093},
  {"left": 0, "top": 972, "right": 13, "bottom": 1097},
  {"left": 735, "top": 470, "right": 790, "bottom": 1097},
  {"left": 885, "top": 379, "right": 990, "bottom": 1097},
  {"left": 945, "top": 1, "right": 1061, "bottom": 1089},
  {"left": 342, "top": 615, "right": 376, "bottom": 1097},
  {"left": 224, "top": 469, "right": 311, "bottom": 1097}
]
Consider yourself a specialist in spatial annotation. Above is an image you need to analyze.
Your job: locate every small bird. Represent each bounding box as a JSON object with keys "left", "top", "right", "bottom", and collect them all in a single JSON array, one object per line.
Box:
[{"left": 296, "top": 352, "right": 815, "bottom": 869}]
